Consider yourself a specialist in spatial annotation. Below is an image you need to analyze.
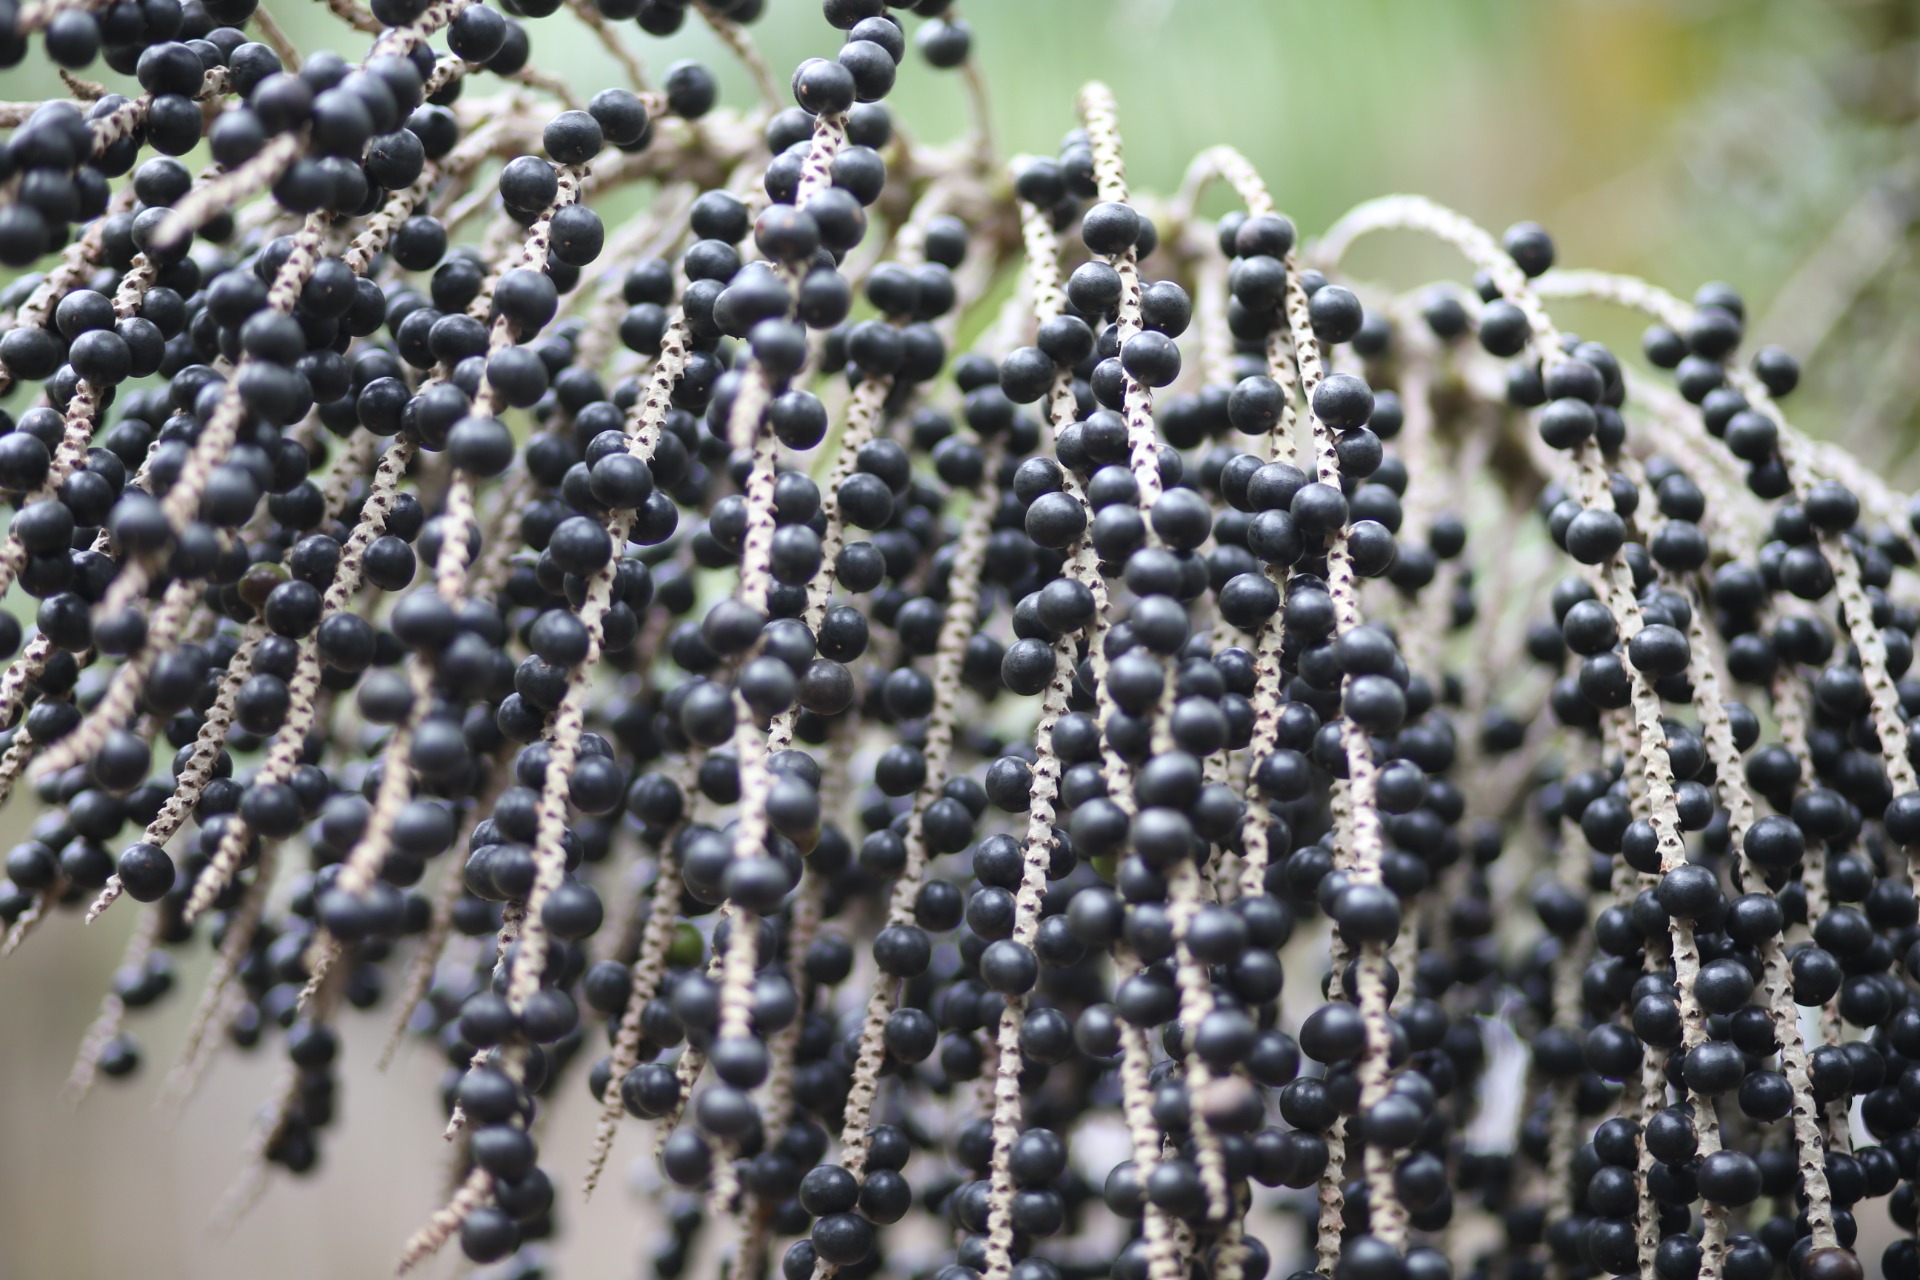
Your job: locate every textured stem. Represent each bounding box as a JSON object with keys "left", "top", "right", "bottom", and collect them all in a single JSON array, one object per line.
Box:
[
  {"left": 184, "top": 439, "right": 416, "bottom": 923},
  {"left": 816, "top": 437, "right": 1001, "bottom": 1280},
  {"left": 1077, "top": 82, "right": 1163, "bottom": 515},
  {"left": 160, "top": 841, "right": 280, "bottom": 1116},
  {"left": 980, "top": 637, "right": 1073, "bottom": 1280},
  {"left": 63, "top": 906, "right": 161, "bottom": 1104}
]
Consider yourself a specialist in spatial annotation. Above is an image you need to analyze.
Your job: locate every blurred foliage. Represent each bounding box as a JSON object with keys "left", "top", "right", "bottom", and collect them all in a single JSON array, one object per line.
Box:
[{"left": 7, "top": 0, "right": 1919, "bottom": 444}]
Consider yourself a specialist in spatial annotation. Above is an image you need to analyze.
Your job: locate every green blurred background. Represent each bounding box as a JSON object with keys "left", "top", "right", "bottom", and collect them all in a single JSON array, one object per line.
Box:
[{"left": 1, "top": 1, "right": 1917, "bottom": 1276}]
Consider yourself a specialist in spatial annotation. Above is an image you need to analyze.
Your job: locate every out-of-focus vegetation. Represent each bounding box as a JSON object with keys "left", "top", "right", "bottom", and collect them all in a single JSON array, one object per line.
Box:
[
  {"left": 0, "top": 2, "right": 1914, "bottom": 1276},
  {"left": 6, "top": 1, "right": 1916, "bottom": 442}
]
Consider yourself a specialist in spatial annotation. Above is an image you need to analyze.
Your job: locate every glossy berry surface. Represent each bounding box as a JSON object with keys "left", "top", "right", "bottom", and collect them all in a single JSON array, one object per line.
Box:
[{"left": 0, "top": 5, "right": 1906, "bottom": 1280}]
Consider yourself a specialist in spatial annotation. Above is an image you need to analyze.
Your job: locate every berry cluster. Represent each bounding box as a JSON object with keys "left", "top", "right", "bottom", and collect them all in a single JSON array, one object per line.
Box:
[{"left": 0, "top": 3, "right": 1913, "bottom": 1280}]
